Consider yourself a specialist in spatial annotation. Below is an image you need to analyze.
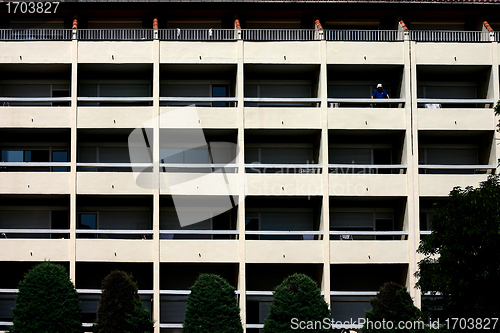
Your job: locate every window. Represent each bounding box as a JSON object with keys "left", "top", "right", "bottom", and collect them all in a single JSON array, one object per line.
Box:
[
  {"left": 245, "top": 211, "right": 314, "bottom": 240},
  {"left": 0, "top": 148, "right": 68, "bottom": 172}
]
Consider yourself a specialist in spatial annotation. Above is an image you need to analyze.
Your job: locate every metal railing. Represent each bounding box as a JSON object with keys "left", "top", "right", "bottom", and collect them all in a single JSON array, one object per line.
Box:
[
  {"left": 159, "top": 230, "right": 238, "bottom": 240},
  {"left": 410, "top": 30, "right": 489, "bottom": 42},
  {"left": 159, "top": 96, "right": 238, "bottom": 107},
  {"left": 417, "top": 98, "right": 494, "bottom": 108},
  {"left": 496, "top": 32, "right": 500, "bottom": 42},
  {"left": 326, "top": 30, "right": 404, "bottom": 42},
  {"left": 245, "top": 163, "right": 322, "bottom": 174},
  {"left": 418, "top": 164, "right": 496, "bottom": 174},
  {"left": 330, "top": 230, "right": 408, "bottom": 240},
  {"left": 159, "top": 29, "right": 235, "bottom": 41},
  {"left": 327, "top": 98, "right": 405, "bottom": 108},
  {"left": 329, "top": 164, "right": 407, "bottom": 174},
  {"left": 0, "top": 29, "right": 72, "bottom": 41},
  {"left": 241, "top": 29, "right": 317, "bottom": 41},
  {"left": 77, "top": 29, "right": 153, "bottom": 41}
]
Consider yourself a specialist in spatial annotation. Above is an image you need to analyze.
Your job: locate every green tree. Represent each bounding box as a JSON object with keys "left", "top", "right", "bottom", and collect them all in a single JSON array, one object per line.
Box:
[
  {"left": 263, "top": 273, "right": 330, "bottom": 333},
  {"left": 94, "top": 270, "right": 154, "bottom": 333},
  {"left": 10, "top": 261, "right": 81, "bottom": 333},
  {"left": 183, "top": 273, "right": 243, "bottom": 333},
  {"left": 416, "top": 175, "right": 500, "bottom": 319},
  {"left": 363, "top": 282, "right": 426, "bottom": 333}
]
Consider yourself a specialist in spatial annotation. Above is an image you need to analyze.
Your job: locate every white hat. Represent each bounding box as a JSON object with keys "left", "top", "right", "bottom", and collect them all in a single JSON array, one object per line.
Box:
[{"left": 377, "top": 83, "right": 383, "bottom": 88}]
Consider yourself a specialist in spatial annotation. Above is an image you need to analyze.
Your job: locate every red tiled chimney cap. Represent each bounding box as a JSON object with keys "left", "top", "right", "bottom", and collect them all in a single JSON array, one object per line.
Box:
[
  {"left": 483, "top": 20, "right": 494, "bottom": 32},
  {"left": 399, "top": 20, "right": 408, "bottom": 30}
]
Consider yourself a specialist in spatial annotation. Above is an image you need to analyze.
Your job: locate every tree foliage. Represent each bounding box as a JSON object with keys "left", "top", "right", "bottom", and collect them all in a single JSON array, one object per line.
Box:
[
  {"left": 94, "top": 270, "right": 154, "bottom": 333},
  {"left": 363, "top": 282, "right": 425, "bottom": 333},
  {"left": 11, "top": 261, "right": 81, "bottom": 333},
  {"left": 416, "top": 175, "right": 500, "bottom": 318},
  {"left": 263, "top": 273, "right": 330, "bottom": 333},
  {"left": 183, "top": 273, "right": 242, "bottom": 333}
]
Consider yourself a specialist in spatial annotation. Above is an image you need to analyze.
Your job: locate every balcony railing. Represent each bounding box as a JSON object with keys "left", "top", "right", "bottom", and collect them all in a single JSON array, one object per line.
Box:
[
  {"left": 241, "top": 29, "right": 317, "bottom": 41},
  {"left": 419, "top": 164, "right": 496, "bottom": 174},
  {"left": 326, "top": 30, "right": 404, "bottom": 42},
  {"left": 0, "top": 29, "right": 497, "bottom": 42},
  {"left": 246, "top": 230, "right": 323, "bottom": 240},
  {"left": 410, "top": 30, "right": 489, "bottom": 42},
  {"left": 77, "top": 97, "right": 153, "bottom": 106},
  {"left": 0, "top": 29, "right": 72, "bottom": 41},
  {"left": 159, "top": 230, "right": 238, "bottom": 240},
  {"left": 77, "top": 163, "right": 153, "bottom": 172},
  {"left": 244, "top": 97, "right": 321, "bottom": 107},
  {"left": 159, "top": 96, "right": 238, "bottom": 107},
  {"left": 0, "top": 229, "right": 70, "bottom": 239},
  {"left": 0, "top": 97, "right": 71, "bottom": 106},
  {"left": 0, "top": 162, "right": 70, "bottom": 172},
  {"left": 77, "top": 29, "right": 153, "bottom": 41},
  {"left": 159, "top": 29, "right": 235, "bottom": 41},
  {"left": 330, "top": 230, "right": 408, "bottom": 240},
  {"left": 327, "top": 98, "right": 405, "bottom": 108},
  {"left": 245, "top": 163, "right": 322, "bottom": 174},
  {"left": 416, "top": 98, "right": 494, "bottom": 108},
  {"left": 329, "top": 164, "right": 407, "bottom": 174},
  {"left": 76, "top": 229, "right": 153, "bottom": 239}
]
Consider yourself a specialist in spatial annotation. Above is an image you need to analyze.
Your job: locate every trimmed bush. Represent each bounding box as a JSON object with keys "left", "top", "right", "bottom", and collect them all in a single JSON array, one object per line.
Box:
[
  {"left": 183, "top": 273, "right": 243, "bottom": 333},
  {"left": 11, "top": 262, "right": 81, "bottom": 333},
  {"left": 263, "top": 273, "right": 330, "bottom": 333},
  {"left": 94, "top": 270, "right": 154, "bottom": 333}
]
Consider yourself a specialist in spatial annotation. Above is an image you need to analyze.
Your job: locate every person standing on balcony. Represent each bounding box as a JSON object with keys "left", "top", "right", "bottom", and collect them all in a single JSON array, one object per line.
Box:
[{"left": 371, "top": 83, "right": 390, "bottom": 99}]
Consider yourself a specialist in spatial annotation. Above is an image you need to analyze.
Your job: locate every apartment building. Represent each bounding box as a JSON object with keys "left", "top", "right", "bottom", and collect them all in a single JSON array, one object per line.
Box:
[{"left": 0, "top": 0, "right": 499, "bottom": 331}]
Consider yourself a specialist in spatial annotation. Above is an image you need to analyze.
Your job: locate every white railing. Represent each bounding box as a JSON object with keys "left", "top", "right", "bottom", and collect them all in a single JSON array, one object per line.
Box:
[
  {"left": 419, "top": 165, "right": 496, "bottom": 173},
  {"left": 159, "top": 29, "right": 235, "bottom": 41},
  {"left": 326, "top": 30, "right": 404, "bottom": 42},
  {"left": 159, "top": 97, "right": 238, "bottom": 106},
  {"left": 0, "top": 97, "right": 71, "bottom": 104},
  {"left": 241, "top": 29, "right": 317, "bottom": 41},
  {"left": 159, "top": 230, "right": 238, "bottom": 239},
  {"left": 77, "top": 97, "right": 153, "bottom": 106},
  {"left": 77, "top": 29, "right": 153, "bottom": 41},
  {"left": 76, "top": 229, "right": 153, "bottom": 235},
  {"left": 245, "top": 231, "right": 322, "bottom": 240},
  {"left": 329, "top": 164, "right": 407, "bottom": 171},
  {"left": 245, "top": 163, "right": 322, "bottom": 174},
  {"left": 496, "top": 32, "right": 500, "bottom": 42},
  {"left": 0, "top": 29, "right": 72, "bottom": 40},
  {"left": 160, "top": 163, "right": 238, "bottom": 172},
  {"left": 410, "top": 30, "right": 489, "bottom": 42},
  {"left": 77, "top": 163, "right": 152, "bottom": 171},
  {"left": 330, "top": 231, "right": 408, "bottom": 240},
  {"left": 327, "top": 98, "right": 405, "bottom": 108},
  {"left": 417, "top": 98, "right": 494, "bottom": 107},
  {"left": 244, "top": 97, "right": 321, "bottom": 106},
  {"left": 420, "top": 231, "right": 432, "bottom": 235}
]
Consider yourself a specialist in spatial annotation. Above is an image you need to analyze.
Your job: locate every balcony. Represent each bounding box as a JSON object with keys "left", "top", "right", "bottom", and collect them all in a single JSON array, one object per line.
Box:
[
  {"left": 329, "top": 129, "right": 407, "bottom": 175},
  {"left": 160, "top": 64, "right": 237, "bottom": 108},
  {"left": 244, "top": 65, "right": 320, "bottom": 107},
  {"left": 0, "top": 64, "right": 71, "bottom": 107},
  {"left": 159, "top": 195, "right": 238, "bottom": 241},
  {"left": 418, "top": 130, "right": 495, "bottom": 175},
  {"left": 327, "top": 64, "right": 405, "bottom": 109},
  {"left": 416, "top": 65, "right": 494, "bottom": 108},
  {"left": 77, "top": 64, "right": 153, "bottom": 107},
  {"left": 245, "top": 196, "right": 322, "bottom": 242}
]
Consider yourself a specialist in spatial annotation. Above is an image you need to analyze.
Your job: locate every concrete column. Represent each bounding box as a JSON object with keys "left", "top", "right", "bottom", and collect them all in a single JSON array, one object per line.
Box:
[
  {"left": 236, "top": 38, "right": 247, "bottom": 330},
  {"left": 319, "top": 38, "right": 331, "bottom": 307},
  {"left": 407, "top": 40, "right": 421, "bottom": 307},
  {"left": 152, "top": 39, "right": 161, "bottom": 333},
  {"left": 69, "top": 38, "right": 78, "bottom": 283},
  {"left": 490, "top": 39, "right": 499, "bottom": 173}
]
